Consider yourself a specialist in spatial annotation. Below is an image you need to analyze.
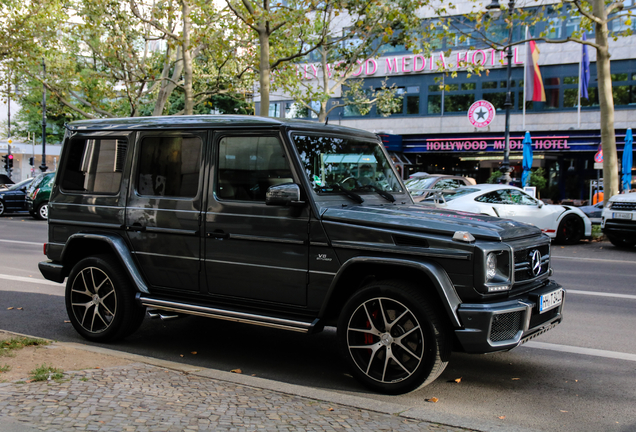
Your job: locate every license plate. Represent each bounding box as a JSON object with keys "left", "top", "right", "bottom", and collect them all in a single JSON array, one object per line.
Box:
[
  {"left": 613, "top": 212, "right": 633, "bottom": 220},
  {"left": 539, "top": 289, "right": 563, "bottom": 314}
]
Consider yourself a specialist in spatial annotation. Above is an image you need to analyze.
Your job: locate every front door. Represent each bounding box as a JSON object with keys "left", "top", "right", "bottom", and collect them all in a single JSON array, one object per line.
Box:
[
  {"left": 125, "top": 131, "right": 206, "bottom": 293},
  {"left": 203, "top": 132, "right": 310, "bottom": 306}
]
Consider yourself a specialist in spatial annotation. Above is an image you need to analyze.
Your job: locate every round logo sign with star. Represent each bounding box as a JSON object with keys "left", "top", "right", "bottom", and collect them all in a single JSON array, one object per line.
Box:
[{"left": 468, "top": 100, "right": 496, "bottom": 128}]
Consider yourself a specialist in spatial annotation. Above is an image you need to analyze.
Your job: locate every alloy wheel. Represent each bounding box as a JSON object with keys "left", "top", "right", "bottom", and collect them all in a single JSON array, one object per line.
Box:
[
  {"left": 346, "top": 297, "right": 424, "bottom": 384},
  {"left": 69, "top": 266, "right": 118, "bottom": 334}
]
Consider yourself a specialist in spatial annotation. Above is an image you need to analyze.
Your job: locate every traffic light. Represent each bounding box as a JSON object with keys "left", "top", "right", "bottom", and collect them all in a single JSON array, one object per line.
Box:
[
  {"left": 29, "top": 157, "right": 34, "bottom": 166},
  {"left": 7, "top": 154, "right": 13, "bottom": 168},
  {"left": 1, "top": 154, "right": 8, "bottom": 172}
]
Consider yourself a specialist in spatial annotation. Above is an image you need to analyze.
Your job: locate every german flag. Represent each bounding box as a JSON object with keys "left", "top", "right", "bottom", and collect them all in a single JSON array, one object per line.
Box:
[{"left": 525, "top": 40, "right": 546, "bottom": 102}]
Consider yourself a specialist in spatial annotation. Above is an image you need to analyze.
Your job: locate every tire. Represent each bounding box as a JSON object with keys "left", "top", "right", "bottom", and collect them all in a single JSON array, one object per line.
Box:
[
  {"left": 556, "top": 214, "right": 584, "bottom": 245},
  {"left": 607, "top": 234, "right": 636, "bottom": 249},
  {"left": 65, "top": 255, "right": 145, "bottom": 342},
  {"left": 0, "top": 200, "right": 5, "bottom": 216},
  {"left": 34, "top": 202, "right": 48, "bottom": 220},
  {"left": 337, "top": 280, "right": 451, "bottom": 395}
]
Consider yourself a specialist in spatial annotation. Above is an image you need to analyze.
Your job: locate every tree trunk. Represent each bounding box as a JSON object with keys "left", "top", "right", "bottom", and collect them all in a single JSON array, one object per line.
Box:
[
  {"left": 258, "top": 28, "right": 270, "bottom": 117},
  {"left": 181, "top": 1, "right": 194, "bottom": 115},
  {"left": 317, "top": 45, "right": 329, "bottom": 123},
  {"left": 153, "top": 46, "right": 183, "bottom": 116},
  {"left": 593, "top": 0, "right": 619, "bottom": 199}
]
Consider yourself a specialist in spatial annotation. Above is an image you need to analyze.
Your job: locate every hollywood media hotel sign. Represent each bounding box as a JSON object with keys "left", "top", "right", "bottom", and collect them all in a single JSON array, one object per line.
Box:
[{"left": 298, "top": 47, "right": 525, "bottom": 79}]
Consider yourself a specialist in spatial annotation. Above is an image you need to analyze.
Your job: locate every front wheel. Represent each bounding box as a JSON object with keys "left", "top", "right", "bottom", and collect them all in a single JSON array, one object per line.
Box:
[
  {"left": 607, "top": 234, "right": 636, "bottom": 249},
  {"left": 34, "top": 202, "right": 48, "bottom": 220},
  {"left": 65, "top": 255, "right": 145, "bottom": 342},
  {"left": 337, "top": 280, "right": 451, "bottom": 394},
  {"left": 556, "top": 214, "right": 584, "bottom": 245},
  {"left": 0, "top": 200, "right": 5, "bottom": 216}
]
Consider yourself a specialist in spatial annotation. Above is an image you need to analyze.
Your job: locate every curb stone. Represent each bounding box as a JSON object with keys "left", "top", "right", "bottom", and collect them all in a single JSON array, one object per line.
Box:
[{"left": 1, "top": 330, "right": 542, "bottom": 432}]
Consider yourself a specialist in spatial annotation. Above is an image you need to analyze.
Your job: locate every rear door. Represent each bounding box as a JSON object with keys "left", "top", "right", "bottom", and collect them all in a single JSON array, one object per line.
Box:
[
  {"left": 125, "top": 131, "right": 206, "bottom": 293},
  {"left": 203, "top": 132, "right": 310, "bottom": 306}
]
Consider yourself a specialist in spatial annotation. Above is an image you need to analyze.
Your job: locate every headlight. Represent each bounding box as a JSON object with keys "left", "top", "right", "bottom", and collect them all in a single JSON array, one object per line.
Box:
[{"left": 486, "top": 253, "right": 497, "bottom": 281}]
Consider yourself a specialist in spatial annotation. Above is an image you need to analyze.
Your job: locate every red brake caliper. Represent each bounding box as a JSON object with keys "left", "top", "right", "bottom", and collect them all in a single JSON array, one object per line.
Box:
[{"left": 364, "top": 310, "right": 379, "bottom": 345}]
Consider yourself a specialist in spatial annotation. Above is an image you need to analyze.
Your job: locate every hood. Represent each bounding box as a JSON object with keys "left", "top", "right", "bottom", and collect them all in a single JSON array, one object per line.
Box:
[
  {"left": 609, "top": 191, "right": 636, "bottom": 203},
  {"left": 322, "top": 205, "right": 542, "bottom": 241}
]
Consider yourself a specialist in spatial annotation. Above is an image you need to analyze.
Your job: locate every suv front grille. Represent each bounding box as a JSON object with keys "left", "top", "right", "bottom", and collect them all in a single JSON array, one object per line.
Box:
[
  {"left": 490, "top": 311, "right": 522, "bottom": 342},
  {"left": 610, "top": 202, "right": 636, "bottom": 211},
  {"left": 514, "top": 244, "right": 550, "bottom": 284}
]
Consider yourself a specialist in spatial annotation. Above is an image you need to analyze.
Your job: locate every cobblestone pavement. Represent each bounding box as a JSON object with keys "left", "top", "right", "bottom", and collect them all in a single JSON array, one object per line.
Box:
[{"left": 0, "top": 363, "right": 478, "bottom": 432}]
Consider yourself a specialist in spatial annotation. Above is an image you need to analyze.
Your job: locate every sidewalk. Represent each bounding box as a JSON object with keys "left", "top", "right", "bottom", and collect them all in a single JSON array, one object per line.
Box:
[{"left": 0, "top": 332, "right": 535, "bottom": 432}]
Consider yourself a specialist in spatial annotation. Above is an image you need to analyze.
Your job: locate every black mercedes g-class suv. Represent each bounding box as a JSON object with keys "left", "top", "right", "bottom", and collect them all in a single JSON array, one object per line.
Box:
[{"left": 39, "top": 115, "right": 564, "bottom": 394}]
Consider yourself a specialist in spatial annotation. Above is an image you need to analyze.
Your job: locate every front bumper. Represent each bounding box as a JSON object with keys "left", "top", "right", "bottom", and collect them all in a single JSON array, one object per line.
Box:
[
  {"left": 602, "top": 219, "right": 636, "bottom": 241},
  {"left": 454, "top": 280, "right": 564, "bottom": 353}
]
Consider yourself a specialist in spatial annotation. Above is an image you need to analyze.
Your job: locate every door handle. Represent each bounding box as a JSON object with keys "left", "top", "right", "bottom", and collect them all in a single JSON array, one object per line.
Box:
[
  {"left": 126, "top": 223, "right": 146, "bottom": 232},
  {"left": 207, "top": 230, "right": 230, "bottom": 240}
]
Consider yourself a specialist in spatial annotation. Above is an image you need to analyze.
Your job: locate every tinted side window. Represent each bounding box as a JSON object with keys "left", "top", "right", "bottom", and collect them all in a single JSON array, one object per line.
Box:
[
  {"left": 60, "top": 138, "right": 126, "bottom": 194},
  {"left": 216, "top": 136, "right": 292, "bottom": 201},
  {"left": 137, "top": 136, "right": 202, "bottom": 198}
]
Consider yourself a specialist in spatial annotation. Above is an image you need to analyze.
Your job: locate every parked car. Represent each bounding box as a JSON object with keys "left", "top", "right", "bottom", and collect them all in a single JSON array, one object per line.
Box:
[
  {"left": 601, "top": 192, "right": 636, "bottom": 248},
  {"left": 26, "top": 171, "right": 56, "bottom": 220},
  {"left": 39, "top": 116, "right": 564, "bottom": 394},
  {"left": 0, "top": 178, "right": 34, "bottom": 216},
  {"left": 578, "top": 201, "right": 603, "bottom": 224},
  {"left": 423, "top": 184, "right": 592, "bottom": 244},
  {"left": 405, "top": 174, "right": 476, "bottom": 202},
  {"left": 0, "top": 174, "right": 15, "bottom": 188}
]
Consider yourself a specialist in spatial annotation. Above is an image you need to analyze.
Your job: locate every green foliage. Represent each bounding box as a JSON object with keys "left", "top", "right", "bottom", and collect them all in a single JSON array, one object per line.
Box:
[
  {"left": 487, "top": 170, "right": 502, "bottom": 184},
  {"left": 29, "top": 364, "right": 64, "bottom": 382},
  {"left": 0, "top": 364, "right": 11, "bottom": 373},
  {"left": 529, "top": 167, "right": 547, "bottom": 191},
  {"left": 1, "top": 337, "right": 49, "bottom": 357}
]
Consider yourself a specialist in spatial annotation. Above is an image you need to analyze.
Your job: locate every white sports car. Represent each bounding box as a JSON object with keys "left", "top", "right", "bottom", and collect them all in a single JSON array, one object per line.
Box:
[{"left": 422, "top": 184, "right": 592, "bottom": 244}]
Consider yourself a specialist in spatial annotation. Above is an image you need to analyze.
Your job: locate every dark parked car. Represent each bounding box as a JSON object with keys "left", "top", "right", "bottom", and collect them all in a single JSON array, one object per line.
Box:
[
  {"left": 578, "top": 201, "right": 603, "bottom": 224},
  {"left": 26, "top": 171, "right": 55, "bottom": 220},
  {"left": 0, "top": 178, "right": 34, "bottom": 216},
  {"left": 39, "top": 116, "right": 564, "bottom": 394},
  {"left": 405, "top": 174, "right": 476, "bottom": 202}
]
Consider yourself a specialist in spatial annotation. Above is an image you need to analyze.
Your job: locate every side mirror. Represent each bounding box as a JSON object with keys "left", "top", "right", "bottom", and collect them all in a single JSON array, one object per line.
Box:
[
  {"left": 537, "top": 200, "right": 544, "bottom": 208},
  {"left": 266, "top": 183, "right": 305, "bottom": 207}
]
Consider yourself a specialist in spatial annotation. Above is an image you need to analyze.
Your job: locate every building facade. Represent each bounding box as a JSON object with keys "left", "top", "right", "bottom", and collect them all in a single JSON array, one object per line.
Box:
[{"left": 257, "top": 5, "right": 636, "bottom": 202}]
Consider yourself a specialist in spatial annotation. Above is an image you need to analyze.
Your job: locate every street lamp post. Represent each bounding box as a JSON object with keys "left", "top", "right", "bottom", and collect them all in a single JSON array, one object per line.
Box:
[
  {"left": 486, "top": 0, "right": 515, "bottom": 185},
  {"left": 41, "top": 58, "right": 48, "bottom": 173}
]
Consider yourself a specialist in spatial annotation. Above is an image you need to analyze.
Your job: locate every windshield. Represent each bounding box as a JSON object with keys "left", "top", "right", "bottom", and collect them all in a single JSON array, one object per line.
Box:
[
  {"left": 293, "top": 134, "right": 403, "bottom": 195},
  {"left": 424, "top": 187, "right": 480, "bottom": 202},
  {"left": 6, "top": 179, "right": 32, "bottom": 191},
  {"left": 404, "top": 177, "right": 436, "bottom": 195}
]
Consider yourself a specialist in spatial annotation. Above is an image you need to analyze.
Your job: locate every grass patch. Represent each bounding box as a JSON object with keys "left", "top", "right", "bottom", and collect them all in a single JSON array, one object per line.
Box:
[
  {"left": 592, "top": 224, "right": 605, "bottom": 240},
  {"left": 29, "top": 364, "right": 65, "bottom": 382},
  {"left": 1, "top": 337, "right": 49, "bottom": 357},
  {"left": 0, "top": 364, "right": 11, "bottom": 373}
]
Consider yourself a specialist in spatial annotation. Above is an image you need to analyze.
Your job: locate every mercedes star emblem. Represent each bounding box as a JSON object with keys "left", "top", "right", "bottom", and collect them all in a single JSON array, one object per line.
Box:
[{"left": 530, "top": 249, "right": 542, "bottom": 277}]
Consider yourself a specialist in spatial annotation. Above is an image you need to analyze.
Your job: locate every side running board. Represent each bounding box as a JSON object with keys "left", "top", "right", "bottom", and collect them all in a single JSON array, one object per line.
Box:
[{"left": 137, "top": 295, "right": 318, "bottom": 334}]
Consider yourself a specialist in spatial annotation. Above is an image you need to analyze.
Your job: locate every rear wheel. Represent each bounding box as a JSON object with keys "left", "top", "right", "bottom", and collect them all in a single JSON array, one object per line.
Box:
[
  {"left": 607, "top": 234, "right": 636, "bottom": 248},
  {"left": 337, "top": 280, "right": 451, "bottom": 394},
  {"left": 0, "top": 200, "right": 5, "bottom": 216},
  {"left": 556, "top": 214, "right": 584, "bottom": 245},
  {"left": 34, "top": 202, "right": 48, "bottom": 220},
  {"left": 65, "top": 255, "right": 145, "bottom": 342}
]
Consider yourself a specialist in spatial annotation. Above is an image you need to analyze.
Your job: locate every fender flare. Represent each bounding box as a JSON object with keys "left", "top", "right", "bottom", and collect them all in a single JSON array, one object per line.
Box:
[
  {"left": 62, "top": 232, "right": 150, "bottom": 294},
  {"left": 321, "top": 256, "right": 462, "bottom": 328}
]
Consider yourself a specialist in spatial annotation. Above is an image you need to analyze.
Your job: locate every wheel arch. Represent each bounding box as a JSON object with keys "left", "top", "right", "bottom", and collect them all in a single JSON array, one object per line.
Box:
[
  {"left": 319, "top": 257, "right": 462, "bottom": 328},
  {"left": 60, "top": 233, "right": 150, "bottom": 294}
]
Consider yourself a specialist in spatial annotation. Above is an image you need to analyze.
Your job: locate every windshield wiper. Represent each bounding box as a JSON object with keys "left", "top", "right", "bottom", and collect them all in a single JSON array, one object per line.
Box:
[
  {"left": 319, "top": 184, "right": 364, "bottom": 204},
  {"left": 354, "top": 184, "right": 396, "bottom": 202}
]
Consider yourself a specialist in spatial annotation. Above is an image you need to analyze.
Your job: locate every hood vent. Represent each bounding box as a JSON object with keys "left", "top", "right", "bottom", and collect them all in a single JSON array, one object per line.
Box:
[{"left": 393, "top": 235, "right": 429, "bottom": 248}]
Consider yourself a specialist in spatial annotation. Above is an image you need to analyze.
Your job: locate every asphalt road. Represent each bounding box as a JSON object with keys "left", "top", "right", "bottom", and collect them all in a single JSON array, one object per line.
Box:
[{"left": 1, "top": 213, "right": 635, "bottom": 432}]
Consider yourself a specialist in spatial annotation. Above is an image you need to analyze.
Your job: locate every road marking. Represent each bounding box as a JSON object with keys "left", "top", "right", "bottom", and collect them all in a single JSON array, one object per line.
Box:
[
  {"left": 525, "top": 341, "right": 636, "bottom": 362},
  {"left": 552, "top": 255, "right": 636, "bottom": 265},
  {"left": 567, "top": 289, "right": 636, "bottom": 300},
  {"left": 0, "top": 239, "right": 43, "bottom": 246},
  {"left": 0, "top": 273, "right": 62, "bottom": 287}
]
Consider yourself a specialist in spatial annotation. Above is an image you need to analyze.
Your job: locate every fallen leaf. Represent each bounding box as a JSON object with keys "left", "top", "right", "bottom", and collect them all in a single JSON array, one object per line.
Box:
[
  {"left": 180, "top": 354, "right": 184, "bottom": 357},
  {"left": 7, "top": 307, "right": 13, "bottom": 310},
  {"left": 512, "top": 378, "right": 520, "bottom": 380},
  {"left": 426, "top": 397, "right": 439, "bottom": 403},
  {"left": 498, "top": 416, "right": 506, "bottom": 420},
  {"left": 64, "top": 320, "right": 71, "bottom": 323},
  {"left": 454, "top": 377, "right": 462, "bottom": 383},
  {"left": 231, "top": 368, "right": 242, "bottom": 374},
  {"left": 575, "top": 380, "right": 578, "bottom": 382},
  {"left": 328, "top": 408, "right": 334, "bottom": 411},
  {"left": 191, "top": 351, "right": 197, "bottom": 355},
  {"left": 17, "top": 307, "right": 23, "bottom": 310},
  {"left": 560, "top": 410, "right": 568, "bottom": 413}
]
